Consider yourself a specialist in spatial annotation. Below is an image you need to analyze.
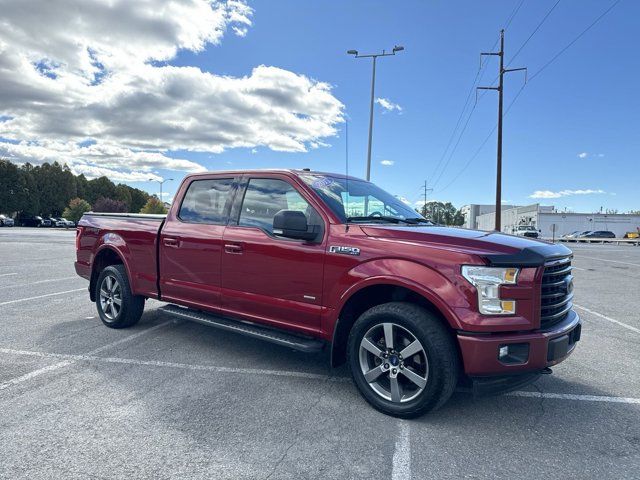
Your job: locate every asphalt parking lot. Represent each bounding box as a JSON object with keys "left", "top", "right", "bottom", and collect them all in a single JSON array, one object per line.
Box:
[{"left": 0, "top": 228, "right": 638, "bottom": 479}]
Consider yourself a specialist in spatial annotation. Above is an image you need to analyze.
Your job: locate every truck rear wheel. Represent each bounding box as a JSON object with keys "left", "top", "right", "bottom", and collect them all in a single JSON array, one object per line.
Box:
[
  {"left": 347, "top": 302, "right": 459, "bottom": 418},
  {"left": 95, "top": 265, "right": 144, "bottom": 329}
]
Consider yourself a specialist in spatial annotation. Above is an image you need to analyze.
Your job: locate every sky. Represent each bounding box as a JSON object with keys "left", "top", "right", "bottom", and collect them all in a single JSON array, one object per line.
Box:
[{"left": 0, "top": 0, "right": 637, "bottom": 213}]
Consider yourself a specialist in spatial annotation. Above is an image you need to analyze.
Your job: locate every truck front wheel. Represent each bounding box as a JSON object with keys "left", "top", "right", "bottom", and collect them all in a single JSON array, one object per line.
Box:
[
  {"left": 347, "top": 302, "right": 459, "bottom": 418},
  {"left": 95, "top": 265, "right": 144, "bottom": 329}
]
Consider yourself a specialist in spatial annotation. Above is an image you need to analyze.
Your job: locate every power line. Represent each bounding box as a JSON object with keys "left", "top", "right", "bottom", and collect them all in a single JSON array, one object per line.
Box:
[
  {"left": 529, "top": 0, "right": 621, "bottom": 82},
  {"left": 504, "top": 0, "right": 527, "bottom": 30},
  {"left": 434, "top": 0, "right": 621, "bottom": 196},
  {"left": 428, "top": 0, "right": 527, "bottom": 191},
  {"left": 508, "top": 0, "right": 562, "bottom": 66}
]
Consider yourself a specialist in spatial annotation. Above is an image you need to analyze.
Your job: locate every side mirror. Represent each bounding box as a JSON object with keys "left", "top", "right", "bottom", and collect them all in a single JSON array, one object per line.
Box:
[{"left": 273, "top": 210, "right": 318, "bottom": 241}]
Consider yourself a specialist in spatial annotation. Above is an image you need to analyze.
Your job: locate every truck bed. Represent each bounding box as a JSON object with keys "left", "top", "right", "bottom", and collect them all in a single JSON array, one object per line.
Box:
[{"left": 76, "top": 212, "right": 166, "bottom": 299}]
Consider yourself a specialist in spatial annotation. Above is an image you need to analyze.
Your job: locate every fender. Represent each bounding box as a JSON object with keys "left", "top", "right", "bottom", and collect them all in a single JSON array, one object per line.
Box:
[
  {"left": 327, "top": 258, "right": 472, "bottom": 334},
  {"left": 91, "top": 234, "right": 135, "bottom": 292}
]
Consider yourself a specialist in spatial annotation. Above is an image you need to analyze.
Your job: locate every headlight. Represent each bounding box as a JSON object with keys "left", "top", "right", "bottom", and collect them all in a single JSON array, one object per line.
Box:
[{"left": 461, "top": 266, "right": 519, "bottom": 315}]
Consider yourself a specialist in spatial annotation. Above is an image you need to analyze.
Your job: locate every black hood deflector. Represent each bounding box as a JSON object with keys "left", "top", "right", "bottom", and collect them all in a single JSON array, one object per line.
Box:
[{"left": 484, "top": 243, "right": 572, "bottom": 267}]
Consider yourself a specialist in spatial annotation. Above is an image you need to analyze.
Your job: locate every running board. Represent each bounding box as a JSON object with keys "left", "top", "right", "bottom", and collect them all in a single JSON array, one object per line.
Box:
[{"left": 160, "top": 304, "right": 325, "bottom": 353}]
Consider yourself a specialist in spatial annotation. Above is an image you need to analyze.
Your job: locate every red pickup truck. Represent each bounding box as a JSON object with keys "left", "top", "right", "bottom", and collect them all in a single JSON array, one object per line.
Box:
[{"left": 75, "top": 169, "right": 581, "bottom": 417}]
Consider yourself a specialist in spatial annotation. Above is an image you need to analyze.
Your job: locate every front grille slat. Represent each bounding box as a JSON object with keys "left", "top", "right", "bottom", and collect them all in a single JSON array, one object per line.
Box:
[{"left": 540, "top": 257, "right": 573, "bottom": 329}]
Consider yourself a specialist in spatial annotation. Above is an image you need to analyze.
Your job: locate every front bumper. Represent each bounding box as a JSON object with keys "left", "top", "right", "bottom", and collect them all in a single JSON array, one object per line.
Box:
[{"left": 457, "top": 310, "right": 581, "bottom": 376}]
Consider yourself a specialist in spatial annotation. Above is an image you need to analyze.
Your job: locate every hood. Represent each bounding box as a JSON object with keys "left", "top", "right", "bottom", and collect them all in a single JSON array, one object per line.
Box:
[{"left": 361, "top": 225, "right": 571, "bottom": 267}]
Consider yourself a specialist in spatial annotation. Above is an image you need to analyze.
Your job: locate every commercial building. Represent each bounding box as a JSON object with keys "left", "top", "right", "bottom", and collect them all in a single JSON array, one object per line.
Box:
[
  {"left": 474, "top": 203, "right": 640, "bottom": 238},
  {"left": 460, "top": 204, "right": 517, "bottom": 230}
]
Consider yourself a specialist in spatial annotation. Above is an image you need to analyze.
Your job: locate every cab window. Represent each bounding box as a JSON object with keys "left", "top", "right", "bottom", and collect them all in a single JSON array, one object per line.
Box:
[
  {"left": 238, "top": 178, "right": 322, "bottom": 235},
  {"left": 178, "top": 178, "right": 233, "bottom": 224}
]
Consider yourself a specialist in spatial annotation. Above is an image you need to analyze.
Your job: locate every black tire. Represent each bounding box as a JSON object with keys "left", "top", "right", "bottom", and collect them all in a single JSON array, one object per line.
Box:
[
  {"left": 347, "top": 302, "right": 459, "bottom": 418},
  {"left": 95, "top": 264, "right": 144, "bottom": 329}
]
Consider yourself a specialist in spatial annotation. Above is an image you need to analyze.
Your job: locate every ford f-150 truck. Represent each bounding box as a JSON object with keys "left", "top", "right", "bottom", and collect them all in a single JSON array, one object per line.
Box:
[{"left": 75, "top": 169, "right": 581, "bottom": 417}]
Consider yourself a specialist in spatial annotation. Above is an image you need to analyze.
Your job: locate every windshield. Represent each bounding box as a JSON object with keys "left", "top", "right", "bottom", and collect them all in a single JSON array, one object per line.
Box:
[
  {"left": 301, "top": 174, "right": 427, "bottom": 223},
  {"left": 518, "top": 226, "right": 536, "bottom": 231}
]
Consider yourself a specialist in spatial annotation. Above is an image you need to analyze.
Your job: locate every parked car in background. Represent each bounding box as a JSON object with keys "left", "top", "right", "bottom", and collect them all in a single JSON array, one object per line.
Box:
[
  {"left": 60, "top": 218, "right": 75, "bottom": 228},
  {"left": 46, "top": 217, "right": 62, "bottom": 227},
  {"left": 566, "top": 230, "right": 592, "bottom": 242},
  {"left": 512, "top": 225, "right": 539, "bottom": 238},
  {"left": 562, "top": 231, "right": 581, "bottom": 239},
  {"left": 20, "top": 216, "right": 50, "bottom": 227},
  {"left": 623, "top": 231, "right": 639, "bottom": 239},
  {"left": 580, "top": 230, "right": 616, "bottom": 240},
  {"left": 0, "top": 214, "right": 15, "bottom": 227}
]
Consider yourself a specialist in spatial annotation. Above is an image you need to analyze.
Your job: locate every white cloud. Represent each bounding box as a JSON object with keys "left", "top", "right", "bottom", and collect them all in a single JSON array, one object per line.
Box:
[
  {"left": 0, "top": 0, "right": 344, "bottom": 182},
  {"left": 578, "top": 152, "right": 588, "bottom": 158},
  {"left": 375, "top": 97, "right": 402, "bottom": 113},
  {"left": 529, "top": 189, "right": 607, "bottom": 199},
  {"left": 380, "top": 159, "right": 394, "bottom": 166}
]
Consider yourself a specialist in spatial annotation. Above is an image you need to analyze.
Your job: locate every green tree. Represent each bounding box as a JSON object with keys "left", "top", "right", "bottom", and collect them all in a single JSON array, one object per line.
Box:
[
  {"left": 75, "top": 174, "right": 89, "bottom": 199},
  {"left": 419, "top": 201, "right": 464, "bottom": 226},
  {"left": 140, "top": 196, "right": 167, "bottom": 214},
  {"left": 18, "top": 163, "right": 40, "bottom": 216},
  {"left": 128, "top": 186, "right": 151, "bottom": 213},
  {"left": 63, "top": 198, "right": 91, "bottom": 223},
  {"left": 115, "top": 184, "right": 133, "bottom": 210},
  {"left": 0, "top": 158, "right": 21, "bottom": 214},
  {"left": 86, "top": 176, "right": 117, "bottom": 205}
]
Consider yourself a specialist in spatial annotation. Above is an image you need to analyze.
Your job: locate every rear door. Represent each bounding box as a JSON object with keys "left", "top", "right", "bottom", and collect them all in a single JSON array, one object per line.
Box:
[
  {"left": 220, "top": 174, "right": 326, "bottom": 334},
  {"left": 159, "top": 176, "right": 236, "bottom": 311}
]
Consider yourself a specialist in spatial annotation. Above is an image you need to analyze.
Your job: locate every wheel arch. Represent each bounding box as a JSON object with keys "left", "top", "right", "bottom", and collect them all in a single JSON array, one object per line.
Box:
[
  {"left": 330, "top": 278, "right": 462, "bottom": 367},
  {"left": 89, "top": 246, "right": 130, "bottom": 302}
]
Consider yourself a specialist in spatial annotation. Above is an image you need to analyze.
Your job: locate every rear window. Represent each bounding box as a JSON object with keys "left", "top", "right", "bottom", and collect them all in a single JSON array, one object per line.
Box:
[{"left": 178, "top": 178, "right": 233, "bottom": 224}]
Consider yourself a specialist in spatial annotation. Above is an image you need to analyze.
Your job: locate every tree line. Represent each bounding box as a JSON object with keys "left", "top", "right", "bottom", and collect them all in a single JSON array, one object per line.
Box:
[
  {"left": 418, "top": 201, "right": 465, "bottom": 226},
  {"left": 0, "top": 159, "right": 166, "bottom": 222}
]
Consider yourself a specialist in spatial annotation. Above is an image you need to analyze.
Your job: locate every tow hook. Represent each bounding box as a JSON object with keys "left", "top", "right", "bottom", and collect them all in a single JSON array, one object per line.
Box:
[{"left": 541, "top": 367, "right": 553, "bottom": 375}]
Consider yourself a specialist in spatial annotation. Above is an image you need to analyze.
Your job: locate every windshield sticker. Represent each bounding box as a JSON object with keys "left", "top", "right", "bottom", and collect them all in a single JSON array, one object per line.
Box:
[{"left": 312, "top": 177, "right": 334, "bottom": 189}]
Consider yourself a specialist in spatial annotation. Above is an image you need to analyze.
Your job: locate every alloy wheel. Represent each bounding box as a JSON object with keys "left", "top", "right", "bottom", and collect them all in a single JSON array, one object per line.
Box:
[
  {"left": 358, "top": 322, "right": 429, "bottom": 403},
  {"left": 99, "top": 274, "right": 122, "bottom": 321}
]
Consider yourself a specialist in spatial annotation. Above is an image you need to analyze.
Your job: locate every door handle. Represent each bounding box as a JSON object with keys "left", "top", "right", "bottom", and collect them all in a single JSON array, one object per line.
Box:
[
  {"left": 224, "top": 243, "right": 243, "bottom": 254},
  {"left": 163, "top": 237, "right": 179, "bottom": 247}
]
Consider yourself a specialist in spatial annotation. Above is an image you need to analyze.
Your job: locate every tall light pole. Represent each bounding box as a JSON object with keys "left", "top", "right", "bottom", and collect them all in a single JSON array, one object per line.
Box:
[
  {"left": 347, "top": 45, "right": 404, "bottom": 181},
  {"left": 149, "top": 178, "right": 173, "bottom": 201}
]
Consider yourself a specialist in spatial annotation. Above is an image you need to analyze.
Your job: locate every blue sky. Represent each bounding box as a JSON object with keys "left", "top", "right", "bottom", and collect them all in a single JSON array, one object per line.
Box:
[{"left": 1, "top": 0, "right": 637, "bottom": 213}]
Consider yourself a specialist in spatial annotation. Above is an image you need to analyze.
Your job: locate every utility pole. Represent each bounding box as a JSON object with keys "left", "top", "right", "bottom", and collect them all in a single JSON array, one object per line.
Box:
[
  {"left": 477, "top": 30, "right": 526, "bottom": 232},
  {"left": 421, "top": 180, "right": 433, "bottom": 217},
  {"left": 347, "top": 46, "right": 404, "bottom": 181}
]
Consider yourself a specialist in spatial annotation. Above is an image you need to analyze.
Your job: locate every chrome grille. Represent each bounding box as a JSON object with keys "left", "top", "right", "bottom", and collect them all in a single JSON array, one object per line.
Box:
[{"left": 540, "top": 257, "right": 573, "bottom": 329}]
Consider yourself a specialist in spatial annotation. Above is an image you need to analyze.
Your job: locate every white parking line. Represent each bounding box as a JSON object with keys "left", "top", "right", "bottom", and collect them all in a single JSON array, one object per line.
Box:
[
  {"left": 0, "top": 273, "right": 18, "bottom": 277},
  {"left": 0, "top": 276, "right": 79, "bottom": 290},
  {"left": 0, "top": 321, "right": 173, "bottom": 390},
  {"left": 0, "top": 347, "right": 350, "bottom": 383},
  {"left": 2, "top": 346, "right": 639, "bottom": 406},
  {"left": 392, "top": 421, "right": 411, "bottom": 480},
  {"left": 574, "top": 255, "right": 640, "bottom": 268},
  {"left": 0, "top": 287, "right": 86, "bottom": 306},
  {"left": 574, "top": 304, "right": 640, "bottom": 334},
  {"left": 507, "top": 391, "right": 640, "bottom": 404}
]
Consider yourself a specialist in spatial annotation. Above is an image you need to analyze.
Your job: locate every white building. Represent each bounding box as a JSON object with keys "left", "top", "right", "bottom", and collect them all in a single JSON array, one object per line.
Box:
[
  {"left": 460, "top": 204, "right": 517, "bottom": 229},
  {"left": 475, "top": 203, "right": 640, "bottom": 238}
]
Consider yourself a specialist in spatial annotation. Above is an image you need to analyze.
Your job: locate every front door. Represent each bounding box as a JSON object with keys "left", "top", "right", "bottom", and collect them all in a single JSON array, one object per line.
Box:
[
  {"left": 159, "top": 176, "right": 235, "bottom": 311},
  {"left": 221, "top": 175, "right": 326, "bottom": 334}
]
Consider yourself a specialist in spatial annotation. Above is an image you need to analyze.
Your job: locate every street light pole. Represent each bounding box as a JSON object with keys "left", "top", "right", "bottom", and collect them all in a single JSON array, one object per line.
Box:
[
  {"left": 347, "top": 45, "right": 404, "bottom": 181},
  {"left": 149, "top": 178, "right": 173, "bottom": 201}
]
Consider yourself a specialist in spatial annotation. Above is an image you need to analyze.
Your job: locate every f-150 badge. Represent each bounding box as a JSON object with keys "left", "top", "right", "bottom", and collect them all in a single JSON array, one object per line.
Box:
[{"left": 329, "top": 246, "right": 360, "bottom": 256}]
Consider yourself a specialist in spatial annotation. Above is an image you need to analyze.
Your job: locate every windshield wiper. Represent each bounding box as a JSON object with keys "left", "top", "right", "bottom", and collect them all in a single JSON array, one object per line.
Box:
[{"left": 403, "top": 218, "right": 434, "bottom": 225}]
